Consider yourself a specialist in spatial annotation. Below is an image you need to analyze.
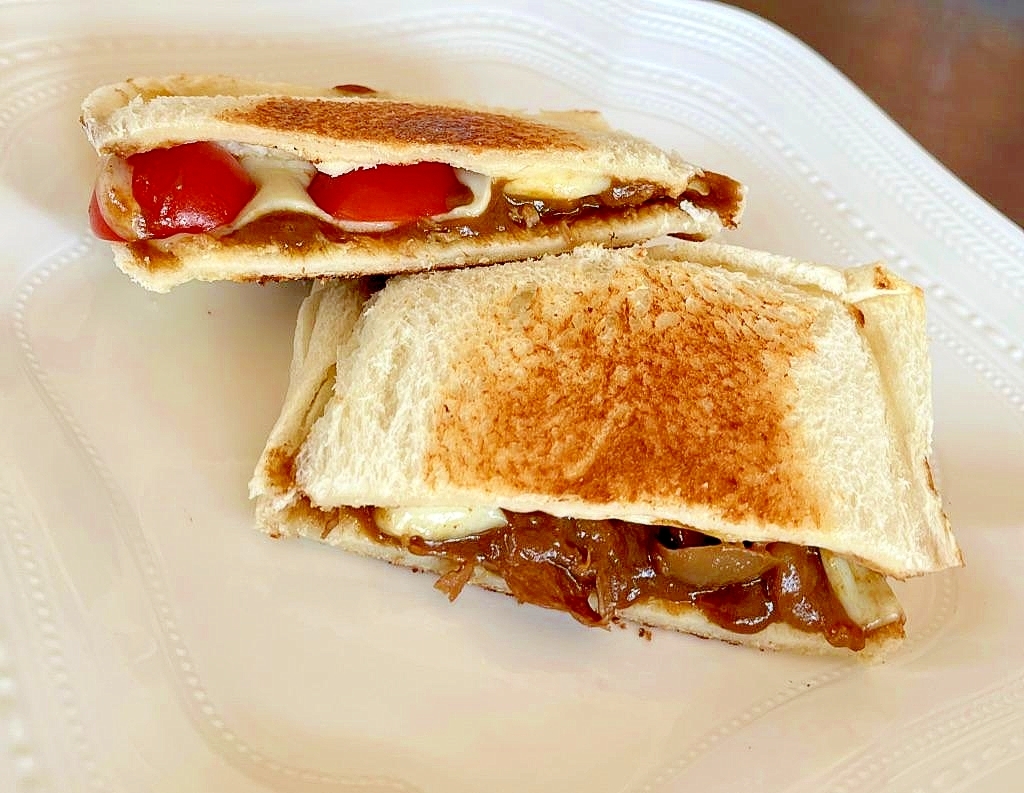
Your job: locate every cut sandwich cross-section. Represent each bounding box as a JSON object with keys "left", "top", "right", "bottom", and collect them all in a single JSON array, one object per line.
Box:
[
  {"left": 89, "top": 146, "right": 484, "bottom": 240},
  {"left": 80, "top": 74, "right": 745, "bottom": 291}
]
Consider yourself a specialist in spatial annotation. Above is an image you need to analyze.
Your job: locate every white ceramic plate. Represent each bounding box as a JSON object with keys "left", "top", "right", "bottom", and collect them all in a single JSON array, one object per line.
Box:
[{"left": 2, "top": 1, "right": 1023, "bottom": 791}]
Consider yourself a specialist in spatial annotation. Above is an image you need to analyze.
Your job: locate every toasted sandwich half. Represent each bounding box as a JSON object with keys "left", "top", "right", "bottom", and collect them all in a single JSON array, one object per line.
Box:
[
  {"left": 80, "top": 75, "right": 744, "bottom": 292},
  {"left": 249, "top": 241, "right": 961, "bottom": 656}
]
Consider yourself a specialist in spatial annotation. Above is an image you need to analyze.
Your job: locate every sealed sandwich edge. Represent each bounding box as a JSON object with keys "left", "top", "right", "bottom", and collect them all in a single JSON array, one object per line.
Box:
[
  {"left": 253, "top": 494, "right": 905, "bottom": 659},
  {"left": 843, "top": 263, "right": 963, "bottom": 572},
  {"left": 108, "top": 205, "right": 725, "bottom": 291}
]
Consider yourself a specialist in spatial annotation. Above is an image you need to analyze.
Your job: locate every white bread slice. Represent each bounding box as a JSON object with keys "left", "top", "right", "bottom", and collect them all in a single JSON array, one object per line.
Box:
[
  {"left": 81, "top": 75, "right": 744, "bottom": 292},
  {"left": 83, "top": 74, "right": 726, "bottom": 188},
  {"left": 252, "top": 278, "right": 371, "bottom": 518},
  {"left": 249, "top": 242, "right": 960, "bottom": 654},
  {"left": 106, "top": 203, "right": 724, "bottom": 293}
]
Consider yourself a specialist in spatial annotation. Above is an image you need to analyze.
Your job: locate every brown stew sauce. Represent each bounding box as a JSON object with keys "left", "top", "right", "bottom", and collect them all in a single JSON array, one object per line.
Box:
[
  {"left": 350, "top": 509, "right": 867, "bottom": 650},
  {"left": 128, "top": 172, "right": 742, "bottom": 268},
  {"left": 210, "top": 173, "right": 742, "bottom": 249}
]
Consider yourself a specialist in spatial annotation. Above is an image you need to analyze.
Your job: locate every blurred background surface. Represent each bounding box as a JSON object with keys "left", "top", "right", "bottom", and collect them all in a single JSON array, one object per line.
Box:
[{"left": 723, "top": 0, "right": 1024, "bottom": 227}]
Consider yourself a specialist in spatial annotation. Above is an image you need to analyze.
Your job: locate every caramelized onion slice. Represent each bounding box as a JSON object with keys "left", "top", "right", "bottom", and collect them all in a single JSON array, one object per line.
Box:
[
  {"left": 656, "top": 544, "right": 778, "bottom": 588},
  {"left": 94, "top": 154, "right": 142, "bottom": 240},
  {"left": 820, "top": 550, "right": 904, "bottom": 630}
]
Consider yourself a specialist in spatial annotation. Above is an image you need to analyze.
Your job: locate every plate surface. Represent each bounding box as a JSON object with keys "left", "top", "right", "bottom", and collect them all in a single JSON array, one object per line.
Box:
[{"left": 1, "top": 2, "right": 1023, "bottom": 791}]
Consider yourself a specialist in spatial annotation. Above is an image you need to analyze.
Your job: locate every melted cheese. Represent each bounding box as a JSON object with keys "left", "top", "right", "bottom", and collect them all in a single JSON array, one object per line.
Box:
[
  {"left": 227, "top": 154, "right": 348, "bottom": 230},
  {"left": 223, "top": 153, "right": 496, "bottom": 233},
  {"left": 374, "top": 506, "right": 508, "bottom": 542},
  {"left": 219, "top": 144, "right": 615, "bottom": 234},
  {"left": 444, "top": 170, "right": 492, "bottom": 218},
  {"left": 505, "top": 168, "right": 611, "bottom": 200}
]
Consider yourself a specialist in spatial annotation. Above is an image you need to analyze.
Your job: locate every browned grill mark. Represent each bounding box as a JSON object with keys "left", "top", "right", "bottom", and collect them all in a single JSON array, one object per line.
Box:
[
  {"left": 333, "top": 84, "right": 377, "bottom": 95},
  {"left": 426, "top": 262, "right": 823, "bottom": 528},
  {"left": 923, "top": 458, "right": 938, "bottom": 495},
  {"left": 221, "top": 97, "right": 589, "bottom": 151}
]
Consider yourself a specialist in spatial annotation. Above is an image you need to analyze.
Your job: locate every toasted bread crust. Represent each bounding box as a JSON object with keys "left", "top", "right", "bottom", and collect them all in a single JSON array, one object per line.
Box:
[
  {"left": 81, "top": 74, "right": 717, "bottom": 188},
  {"left": 221, "top": 97, "right": 589, "bottom": 152},
  {"left": 428, "top": 261, "right": 822, "bottom": 529}
]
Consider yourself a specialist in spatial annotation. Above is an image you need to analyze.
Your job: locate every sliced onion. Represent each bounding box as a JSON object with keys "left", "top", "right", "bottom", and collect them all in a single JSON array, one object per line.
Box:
[
  {"left": 820, "top": 550, "right": 903, "bottom": 630},
  {"left": 656, "top": 544, "right": 777, "bottom": 588}
]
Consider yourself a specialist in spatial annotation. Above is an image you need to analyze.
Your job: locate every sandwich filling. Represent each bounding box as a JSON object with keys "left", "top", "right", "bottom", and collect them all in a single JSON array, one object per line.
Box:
[
  {"left": 306, "top": 502, "right": 904, "bottom": 651},
  {"left": 89, "top": 141, "right": 743, "bottom": 252}
]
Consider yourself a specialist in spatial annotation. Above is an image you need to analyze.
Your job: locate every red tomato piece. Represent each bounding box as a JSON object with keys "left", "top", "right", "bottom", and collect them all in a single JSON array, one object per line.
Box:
[
  {"left": 88, "top": 190, "right": 124, "bottom": 241},
  {"left": 308, "top": 162, "right": 468, "bottom": 223},
  {"left": 128, "top": 142, "right": 256, "bottom": 238}
]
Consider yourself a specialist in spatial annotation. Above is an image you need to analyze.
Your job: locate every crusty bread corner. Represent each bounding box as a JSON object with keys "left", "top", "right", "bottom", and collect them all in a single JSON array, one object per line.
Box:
[
  {"left": 656, "top": 241, "right": 961, "bottom": 572},
  {"left": 80, "top": 74, "right": 709, "bottom": 191},
  {"left": 249, "top": 278, "right": 370, "bottom": 511},
  {"left": 841, "top": 264, "right": 962, "bottom": 570},
  {"left": 80, "top": 74, "right": 342, "bottom": 133}
]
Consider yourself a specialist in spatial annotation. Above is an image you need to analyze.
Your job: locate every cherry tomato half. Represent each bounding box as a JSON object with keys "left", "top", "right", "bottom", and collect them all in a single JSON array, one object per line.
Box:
[
  {"left": 308, "top": 162, "right": 468, "bottom": 223},
  {"left": 128, "top": 142, "right": 256, "bottom": 238}
]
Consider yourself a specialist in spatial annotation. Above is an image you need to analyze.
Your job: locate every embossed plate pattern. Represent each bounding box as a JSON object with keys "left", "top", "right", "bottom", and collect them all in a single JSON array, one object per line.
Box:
[{"left": 1, "top": 2, "right": 1022, "bottom": 792}]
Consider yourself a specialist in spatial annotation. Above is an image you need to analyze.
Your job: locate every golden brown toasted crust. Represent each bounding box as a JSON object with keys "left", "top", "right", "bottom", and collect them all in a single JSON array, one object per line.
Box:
[
  {"left": 425, "top": 261, "right": 824, "bottom": 529},
  {"left": 220, "top": 98, "right": 589, "bottom": 152}
]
